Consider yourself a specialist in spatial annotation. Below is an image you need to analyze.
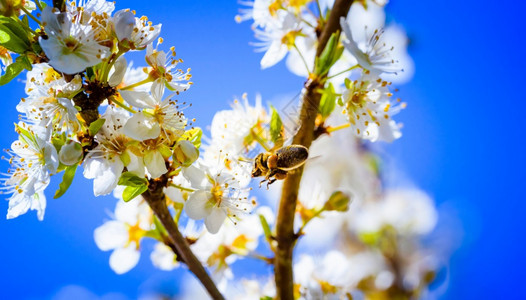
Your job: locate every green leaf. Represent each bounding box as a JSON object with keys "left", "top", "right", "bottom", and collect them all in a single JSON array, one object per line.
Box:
[
  {"left": 269, "top": 104, "right": 283, "bottom": 146},
  {"left": 319, "top": 82, "right": 337, "bottom": 119},
  {"left": 118, "top": 172, "right": 148, "bottom": 187},
  {"left": 179, "top": 127, "right": 202, "bottom": 148},
  {"left": 0, "top": 17, "right": 31, "bottom": 54},
  {"left": 88, "top": 118, "right": 105, "bottom": 136},
  {"left": 54, "top": 164, "right": 78, "bottom": 199},
  {"left": 122, "top": 185, "right": 148, "bottom": 202},
  {"left": 0, "top": 55, "right": 31, "bottom": 85},
  {"left": 259, "top": 214, "right": 272, "bottom": 240},
  {"left": 314, "top": 31, "right": 341, "bottom": 76},
  {"left": 86, "top": 67, "right": 94, "bottom": 80}
]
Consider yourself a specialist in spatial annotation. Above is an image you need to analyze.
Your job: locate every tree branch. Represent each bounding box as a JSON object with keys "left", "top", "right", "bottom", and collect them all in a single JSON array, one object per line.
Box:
[
  {"left": 273, "top": 1, "right": 353, "bottom": 299},
  {"left": 142, "top": 176, "right": 225, "bottom": 300}
]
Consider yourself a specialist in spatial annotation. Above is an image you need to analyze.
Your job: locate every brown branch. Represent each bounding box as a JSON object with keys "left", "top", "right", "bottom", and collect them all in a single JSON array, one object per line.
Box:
[
  {"left": 142, "top": 176, "right": 225, "bottom": 300},
  {"left": 273, "top": 1, "right": 353, "bottom": 299}
]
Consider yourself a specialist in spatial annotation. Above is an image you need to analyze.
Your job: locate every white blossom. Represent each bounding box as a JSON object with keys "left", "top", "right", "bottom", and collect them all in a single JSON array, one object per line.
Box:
[
  {"left": 340, "top": 74, "right": 404, "bottom": 142},
  {"left": 84, "top": 106, "right": 141, "bottom": 196},
  {"left": 94, "top": 193, "right": 152, "bottom": 274},
  {"left": 183, "top": 164, "right": 254, "bottom": 234},
  {"left": 1, "top": 125, "right": 57, "bottom": 220},
  {"left": 40, "top": 6, "right": 110, "bottom": 74},
  {"left": 120, "top": 89, "right": 186, "bottom": 142}
]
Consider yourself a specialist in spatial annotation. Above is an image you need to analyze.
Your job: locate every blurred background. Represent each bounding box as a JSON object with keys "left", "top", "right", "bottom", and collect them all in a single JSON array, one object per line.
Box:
[{"left": 0, "top": 0, "right": 524, "bottom": 299}]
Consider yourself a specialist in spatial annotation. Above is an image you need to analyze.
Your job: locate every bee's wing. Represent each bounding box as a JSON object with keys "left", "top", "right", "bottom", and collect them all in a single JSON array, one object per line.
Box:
[{"left": 279, "top": 91, "right": 303, "bottom": 147}]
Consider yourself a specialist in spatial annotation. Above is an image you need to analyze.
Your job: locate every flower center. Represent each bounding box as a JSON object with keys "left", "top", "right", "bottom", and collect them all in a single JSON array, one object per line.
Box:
[
  {"left": 63, "top": 37, "right": 80, "bottom": 53},
  {"left": 211, "top": 184, "right": 224, "bottom": 206}
]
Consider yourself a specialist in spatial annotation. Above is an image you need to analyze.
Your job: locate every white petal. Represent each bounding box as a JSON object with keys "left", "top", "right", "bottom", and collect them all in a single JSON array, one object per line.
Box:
[
  {"left": 182, "top": 165, "right": 208, "bottom": 189},
  {"left": 6, "top": 193, "right": 31, "bottom": 220},
  {"left": 109, "top": 243, "right": 140, "bottom": 274},
  {"left": 260, "top": 41, "right": 287, "bottom": 69},
  {"left": 144, "top": 150, "right": 168, "bottom": 179},
  {"left": 164, "top": 186, "right": 185, "bottom": 203},
  {"left": 185, "top": 190, "right": 213, "bottom": 220},
  {"left": 125, "top": 150, "right": 146, "bottom": 177},
  {"left": 151, "top": 79, "right": 165, "bottom": 102},
  {"left": 204, "top": 207, "right": 227, "bottom": 234},
  {"left": 108, "top": 56, "right": 128, "bottom": 87},
  {"left": 30, "top": 191, "right": 47, "bottom": 221},
  {"left": 83, "top": 156, "right": 104, "bottom": 179},
  {"left": 113, "top": 9, "right": 135, "bottom": 42},
  {"left": 123, "top": 113, "right": 160, "bottom": 141},
  {"left": 119, "top": 90, "right": 157, "bottom": 109},
  {"left": 94, "top": 220, "right": 128, "bottom": 251},
  {"left": 92, "top": 159, "right": 124, "bottom": 196}
]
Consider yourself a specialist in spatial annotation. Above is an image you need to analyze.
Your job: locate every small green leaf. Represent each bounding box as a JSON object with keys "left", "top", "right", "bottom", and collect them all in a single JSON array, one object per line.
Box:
[
  {"left": 319, "top": 82, "right": 337, "bottom": 119},
  {"left": 86, "top": 67, "right": 94, "bottom": 80},
  {"left": 88, "top": 118, "right": 105, "bottom": 136},
  {"left": 269, "top": 105, "right": 283, "bottom": 145},
  {"left": 179, "top": 127, "right": 202, "bottom": 148},
  {"left": 259, "top": 214, "right": 272, "bottom": 240},
  {"left": 122, "top": 185, "right": 148, "bottom": 202},
  {"left": 54, "top": 164, "right": 78, "bottom": 199},
  {"left": 0, "top": 55, "right": 32, "bottom": 85},
  {"left": 118, "top": 172, "right": 148, "bottom": 187},
  {"left": 323, "top": 190, "right": 352, "bottom": 212},
  {"left": 314, "top": 31, "right": 341, "bottom": 76},
  {"left": 0, "top": 17, "right": 31, "bottom": 53}
]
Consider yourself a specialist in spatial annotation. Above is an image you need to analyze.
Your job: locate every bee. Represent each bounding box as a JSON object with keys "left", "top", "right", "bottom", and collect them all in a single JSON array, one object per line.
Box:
[{"left": 252, "top": 145, "right": 309, "bottom": 189}]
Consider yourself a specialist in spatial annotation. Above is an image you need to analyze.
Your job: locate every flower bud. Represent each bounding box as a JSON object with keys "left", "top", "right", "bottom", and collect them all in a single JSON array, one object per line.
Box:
[
  {"left": 59, "top": 141, "right": 83, "bottom": 166},
  {"left": 112, "top": 9, "right": 136, "bottom": 43},
  {"left": 323, "top": 191, "right": 352, "bottom": 212},
  {"left": 173, "top": 140, "right": 198, "bottom": 167}
]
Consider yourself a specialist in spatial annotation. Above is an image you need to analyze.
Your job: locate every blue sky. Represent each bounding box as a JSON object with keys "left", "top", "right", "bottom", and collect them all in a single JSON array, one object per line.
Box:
[{"left": 0, "top": 0, "right": 524, "bottom": 299}]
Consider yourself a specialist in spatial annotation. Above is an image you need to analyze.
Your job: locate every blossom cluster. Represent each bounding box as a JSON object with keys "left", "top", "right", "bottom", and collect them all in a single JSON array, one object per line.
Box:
[{"left": 0, "top": 0, "right": 257, "bottom": 263}]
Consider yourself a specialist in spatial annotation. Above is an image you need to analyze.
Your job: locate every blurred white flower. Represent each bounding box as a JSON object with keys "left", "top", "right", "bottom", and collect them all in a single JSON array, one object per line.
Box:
[
  {"left": 94, "top": 193, "right": 152, "bottom": 274},
  {"left": 150, "top": 243, "right": 179, "bottom": 271},
  {"left": 340, "top": 14, "right": 402, "bottom": 75},
  {"left": 354, "top": 189, "right": 438, "bottom": 235}
]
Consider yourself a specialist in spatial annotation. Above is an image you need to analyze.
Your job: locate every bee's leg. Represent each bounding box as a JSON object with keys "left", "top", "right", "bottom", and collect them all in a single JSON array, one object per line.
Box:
[
  {"left": 266, "top": 178, "right": 277, "bottom": 189},
  {"left": 259, "top": 178, "right": 267, "bottom": 188}
]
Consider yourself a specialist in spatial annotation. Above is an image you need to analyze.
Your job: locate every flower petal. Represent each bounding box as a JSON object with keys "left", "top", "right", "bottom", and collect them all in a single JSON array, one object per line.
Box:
[
  {"left": 123, "top": 113, "right": 160, "bottom": 141},
  {"left": 109, "top": 243, "right": 140, "bottom": 274},
  {"left": 119, "top": 90, "right": 157, "bottom": 109},
  {"left": 204, "top": 207, "right": 227, "bottom": 234},
  {"left": 144, "top": 150, "right": 168, "bottom": 179},
  {"left": 94, "top": 220, "right": 128, "bottom": 251},
  {"left": 185, "top": 190, "right": 213, "bottom": 220}
]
